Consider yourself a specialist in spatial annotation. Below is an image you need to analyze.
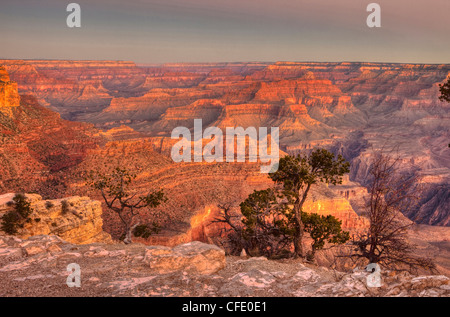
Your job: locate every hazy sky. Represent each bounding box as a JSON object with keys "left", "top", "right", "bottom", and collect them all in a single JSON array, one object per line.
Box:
[{"left": 1, "top": 0, "right": 449, "bottom": 63}]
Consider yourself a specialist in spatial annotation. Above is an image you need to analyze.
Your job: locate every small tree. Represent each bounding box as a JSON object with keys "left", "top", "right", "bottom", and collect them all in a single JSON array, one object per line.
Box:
[
  {"left": 239, "top": 189, "right": 294, "bottom": 257},
  {"left": 269, "top": 149, "right": 350, "bottom": 258},
  {"left": 86, "top": 167, "right": 167, "bottom": 244},
  {"left": 1, "top": 194, "right": 33, "bottom": 235},
  {"left": 302, "top": 212, "right": 349, "bottom": 261},
  {"left": 350, "top": 152, "right": 436, "bottom": 273}
]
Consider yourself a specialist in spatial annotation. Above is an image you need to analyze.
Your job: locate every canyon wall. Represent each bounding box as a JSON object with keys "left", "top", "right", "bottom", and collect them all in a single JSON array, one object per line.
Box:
[{"left": 1, "top": 60, "right": 448, "bottom": 229}]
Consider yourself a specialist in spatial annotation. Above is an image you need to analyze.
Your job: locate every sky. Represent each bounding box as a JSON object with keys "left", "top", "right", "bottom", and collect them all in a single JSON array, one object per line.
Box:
[{"left": 0, "top": 0, "right": 449, "bottom": 64}]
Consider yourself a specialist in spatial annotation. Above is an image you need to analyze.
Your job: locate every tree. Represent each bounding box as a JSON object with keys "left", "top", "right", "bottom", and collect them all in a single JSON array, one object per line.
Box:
[
  {"left": 239, "top": 189, "right": 294, "bottom": 257},
  {"left": 1, "top": 194, "right": 33, "bottom": 235},
  {"left": 86, "top": 167, "right": 167, "bottom": 244},
  {"left": 438, "top": 76, "right": 450, "bottom": 148},
  {"left": 302, "top": 213, "right": 349, "bottom": 261},
  {"left": 209, "top": 204, "right": 247, "bottom": 255},
  {"left": 439, "top": 76, "right": 450, "bottom": 102},
  {"left": 269, "top": 149, "right": 350, "bottom": 258},
  {"left": 350, "top": 152, "right": 436, "bottom": 273}
]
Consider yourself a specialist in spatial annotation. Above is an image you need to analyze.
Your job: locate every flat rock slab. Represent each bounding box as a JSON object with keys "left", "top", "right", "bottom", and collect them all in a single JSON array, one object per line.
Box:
[{"left": 144, "top": 241, "right": 226, "bottom": 275}]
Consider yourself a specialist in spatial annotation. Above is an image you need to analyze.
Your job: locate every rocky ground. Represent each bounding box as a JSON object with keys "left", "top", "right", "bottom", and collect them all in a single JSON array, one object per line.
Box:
[{"left": 0, "top": 235, "right": 448, "bottom": 297}]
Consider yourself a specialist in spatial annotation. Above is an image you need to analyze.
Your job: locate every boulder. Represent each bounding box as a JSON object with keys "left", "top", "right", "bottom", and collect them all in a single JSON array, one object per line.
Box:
[{"left": 144, "top": 241, "right": 225, "bottom": 275}]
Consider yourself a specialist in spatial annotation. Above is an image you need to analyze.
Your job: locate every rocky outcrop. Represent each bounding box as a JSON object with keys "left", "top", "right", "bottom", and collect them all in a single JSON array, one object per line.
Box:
[
  {"left": 0, "top": 67, "right": 20, "bottom": 113},
  {"left": 0, "top": 95, "right": 100, "bottom": 197},
  {"left": 143, "top": 241, "right": 225, "bottom": 275},
  {"left": 0, "top": 235, "right": 448, "bottom": 297},
  {"left": 0, "top": 194, "right": 111, "bottom": 244}
]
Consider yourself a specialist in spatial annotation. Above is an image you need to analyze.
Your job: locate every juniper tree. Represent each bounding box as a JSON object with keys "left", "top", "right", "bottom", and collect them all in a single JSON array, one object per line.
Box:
[
  {"left": 302, "top": 212, "right": 349, "bottom": 261},
  {"left": 239, "top": 188, "right": 295, "bottom": 257},
  {"left": 269, "top": 149, "right": 350, "bottom": 258}
]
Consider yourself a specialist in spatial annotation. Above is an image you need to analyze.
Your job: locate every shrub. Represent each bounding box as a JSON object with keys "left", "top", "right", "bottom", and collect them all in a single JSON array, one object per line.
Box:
[
  {"left": 302, "top": 212, "right": 350, "bottom": 261},
  {"left": 45, "top": 201, "right": 54, "bottom": 209},
  {"left": 61, "top": 200, "right": 69, "bottom": 214},
  {"left": 133, "top": 223, "right": 160, "bottom": 239}
]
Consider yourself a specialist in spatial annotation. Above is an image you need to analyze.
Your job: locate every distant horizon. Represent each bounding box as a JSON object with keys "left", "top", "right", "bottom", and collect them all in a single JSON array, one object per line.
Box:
[{"left": 1, "top": 58, "right": 450, "bottom": 66}]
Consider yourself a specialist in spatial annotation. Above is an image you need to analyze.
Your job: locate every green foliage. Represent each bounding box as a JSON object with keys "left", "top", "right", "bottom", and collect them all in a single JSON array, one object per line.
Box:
[
  {"left": 267, "top": 149, "right": 350, "bottom": 257},
  {"left": 238, "top": 188, "right": 350, "bottom": 258},
  {"left": 133, "top": 223, "right": 161, "bottom": 239},
  {"left": 1, "top": 194, "right": 33, "bottom": 235},
  {"left": 302, "top": 212, "right": 350, "bottom": 260},
  {"left": 439, "top": 77, "right": 450, "bottom": 103},
  {"left": 239, "top": 189, "right": 295, "bottom": 257},
  {"left": 270, "top": 149, "right": 350, "bottom": 195}
]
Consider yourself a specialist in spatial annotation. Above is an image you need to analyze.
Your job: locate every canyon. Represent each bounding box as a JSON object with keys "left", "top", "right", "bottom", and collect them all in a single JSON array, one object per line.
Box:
[
  {"left": 0, "top": 61, "right": 450, "bottom": 297},
  {"left": 0, "top": 61, "right": 449, "bottom": 266},
  {"left": 1, "top": 59, "right": 448, "bottom": 227}
]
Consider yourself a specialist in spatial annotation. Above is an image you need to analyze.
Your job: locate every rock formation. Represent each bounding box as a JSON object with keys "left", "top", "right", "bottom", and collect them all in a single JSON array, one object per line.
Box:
[
  {"left": 0, "top": 234, "right": 448, "bottom": 297},
  {"left": 0, "top": 61, "right": 448, "bottom": 230},
  {"left": 0, "top": 67, "right": 20, "bottom": 111},
  {"left": 0, "top": 194, "right": 111, "bottom": 244}
]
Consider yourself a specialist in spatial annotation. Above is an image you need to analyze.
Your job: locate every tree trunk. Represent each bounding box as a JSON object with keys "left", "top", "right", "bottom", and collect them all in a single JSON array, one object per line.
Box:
[
  {"left": 123, "top": 224, "right": 132, "bottom": 244},
  {"left": 292, "top": 183, "right": 312, "bottom": 258},
  {"left": 293, "top": 201, "right": 304, "bottom": 258},
  {"left": 123, "top": 222, "right": 139, "bottom": 244}
]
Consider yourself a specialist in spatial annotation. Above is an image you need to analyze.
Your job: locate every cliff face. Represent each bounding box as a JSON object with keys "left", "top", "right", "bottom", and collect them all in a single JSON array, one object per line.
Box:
[
  {"left": 0, "top": 194, "right": 111, "bottom": 244},
  {"left": 0, "top": 95, "right": 100, "bottom": 197},
  {"left": 0, "top": 65, "right": 105, "bottom": 197},
  {"left": 0, "top": 67, "right": 20, "bottom": 114}
]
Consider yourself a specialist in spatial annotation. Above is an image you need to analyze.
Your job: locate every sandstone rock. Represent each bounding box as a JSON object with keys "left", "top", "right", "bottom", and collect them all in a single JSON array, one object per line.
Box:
[
  {"left": 0, "top": 194, "right": 112, "bottom": 245},
  {"left": 0, "top": 67, "right": 20, "bottom": 111},
  {"left": 144, "top": 241, "right": 226, "bottom": 275},
  {"left": 0, "top": 234, "right": 449, "bottom": 297}
]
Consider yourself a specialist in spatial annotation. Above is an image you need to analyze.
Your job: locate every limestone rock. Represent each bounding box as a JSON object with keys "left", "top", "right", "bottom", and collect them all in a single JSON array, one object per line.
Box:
[
  {"left": 0, "top": 234, "right": 449, "bottom": 297},
  {"left": 0, "top": 194, "right": 111, "bottom": 244},
  {"left": 144, "top": 241, "right": 226, "bottom": 275}
]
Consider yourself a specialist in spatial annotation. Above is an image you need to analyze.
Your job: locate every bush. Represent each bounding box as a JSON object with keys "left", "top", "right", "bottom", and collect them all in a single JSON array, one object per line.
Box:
[
  {"left": 302, "top": 212, "right": 350, "bottom": 260},
  {"left": 61, "top": 200, "right": 69, "bottom": 214},
  {"left": 133, "top": 223, "right": 160, "bottom": 239},
  {"left": 1, "top": 194, "right": 33, "bottom": 235},
  {"left": 45, "top": 201, "right": 54, "bottom": 209}
]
